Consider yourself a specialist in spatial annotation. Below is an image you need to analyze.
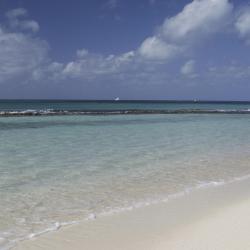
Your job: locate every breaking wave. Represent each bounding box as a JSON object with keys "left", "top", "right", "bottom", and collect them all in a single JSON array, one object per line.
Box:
[{"left": 1, "top": 109, "right": 250, "bottom": 117}]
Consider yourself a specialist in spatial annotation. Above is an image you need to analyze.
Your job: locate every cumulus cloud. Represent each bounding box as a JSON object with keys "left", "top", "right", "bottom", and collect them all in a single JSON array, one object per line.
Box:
[
  {"left": 235, "top": 8, "right": 250, "bottom": 44},
  {"left": 6, "top": 8, "right": 39, "bottom": 33},
  {"left": 161, "top": 0, "right": 232, "bottom": 42},
  {"left": 138, "top": 36, "right": 181, "bottom": 61},
  {"left": 0, "top": 7, "right": 137, "bottom": 85},
  {"left": 0, "top": 9, "right": 48, "bottom": 84},
  {"left": 76, "top": 48, "right": 89, "bottom": 58},
  {"left": 138, "top": 0, "right": 233, "bottom": 60},
  {"left": 181, "top": 60, "right": 195, "bottom": 74},
  {"left": 0, "top": 1, "right": 242, "bottom": 89},
  {"left": 31, "top": 62, "right": 64, "bottom": 82},
  {"left": 0, "top": 28, "right": 48, "bottom": 82},
  {"left": 6, "top": 8, "right": 27, "bottom": 19},
  {"left": 180, "top": 60, "right": 198, "bottom": 78},
  {"left": 62, "top": 50, "right": 135, "bottom": 79}
]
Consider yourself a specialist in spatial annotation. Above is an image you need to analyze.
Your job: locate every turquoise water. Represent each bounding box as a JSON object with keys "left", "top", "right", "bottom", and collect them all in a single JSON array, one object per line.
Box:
[{"left": 1, "top": 102, "right": 250, "bottom": 249}]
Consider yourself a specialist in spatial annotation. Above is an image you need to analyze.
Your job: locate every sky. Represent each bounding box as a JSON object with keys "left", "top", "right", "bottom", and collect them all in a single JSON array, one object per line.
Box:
[{"left": 1, "top": 0, "right": 250, "bottom": 100}]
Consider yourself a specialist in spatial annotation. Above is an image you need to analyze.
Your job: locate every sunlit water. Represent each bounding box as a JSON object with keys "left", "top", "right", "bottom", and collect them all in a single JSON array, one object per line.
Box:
[{"left": 1, "top": 103, "right": 250, "bottom": 249}]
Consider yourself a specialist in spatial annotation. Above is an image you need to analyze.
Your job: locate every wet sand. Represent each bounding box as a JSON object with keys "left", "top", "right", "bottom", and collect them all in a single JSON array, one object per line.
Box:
[{"left": 13, "top": 177, "right": 250, "bottom": 250}]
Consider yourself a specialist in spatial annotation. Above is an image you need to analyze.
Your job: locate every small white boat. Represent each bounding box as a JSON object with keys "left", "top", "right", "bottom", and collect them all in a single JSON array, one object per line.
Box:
[{"left": 114, "top": 97, "right": 120, "bottom": 101}]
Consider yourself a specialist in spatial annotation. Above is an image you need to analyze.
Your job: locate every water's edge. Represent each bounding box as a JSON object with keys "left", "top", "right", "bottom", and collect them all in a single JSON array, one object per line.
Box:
[{"left": 9, "top": 173, "right": 250, "bottom": 250}]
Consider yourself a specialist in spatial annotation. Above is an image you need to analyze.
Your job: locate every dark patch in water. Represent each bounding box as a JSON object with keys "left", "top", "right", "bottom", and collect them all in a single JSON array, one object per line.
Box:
[{"left": 1, "top": 109, "right": 250, "bottom": 117}]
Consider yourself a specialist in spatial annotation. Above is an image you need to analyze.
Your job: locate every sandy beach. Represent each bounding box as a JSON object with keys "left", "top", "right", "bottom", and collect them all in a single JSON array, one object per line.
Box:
[{"left": 13, "top": 177, "right": 250, "bottom": 250}]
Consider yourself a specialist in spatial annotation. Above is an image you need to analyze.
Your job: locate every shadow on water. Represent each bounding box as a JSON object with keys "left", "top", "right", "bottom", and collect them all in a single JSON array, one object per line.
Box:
[{"left": 0, "top": 116, "right": 200, "bottom": 130}]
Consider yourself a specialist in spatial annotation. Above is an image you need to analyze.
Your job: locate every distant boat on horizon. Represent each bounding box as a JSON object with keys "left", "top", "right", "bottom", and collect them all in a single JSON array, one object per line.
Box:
[{"left": 114, "top": 97, "right": 120, "bottom": 101}]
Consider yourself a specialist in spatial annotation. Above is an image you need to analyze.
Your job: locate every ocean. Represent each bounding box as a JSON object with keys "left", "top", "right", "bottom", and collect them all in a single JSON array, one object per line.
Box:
[{"left": 1, "top": 100, "right": 250, "bottom": 249}]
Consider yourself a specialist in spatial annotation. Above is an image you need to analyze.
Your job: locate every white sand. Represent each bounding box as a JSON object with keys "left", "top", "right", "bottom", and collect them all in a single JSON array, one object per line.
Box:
[
  {"left": 13, "top": 178, "right": 250, "bottom": 250},
  {"left": 161, "top": 199, "right": 250, "bottom": 250}
]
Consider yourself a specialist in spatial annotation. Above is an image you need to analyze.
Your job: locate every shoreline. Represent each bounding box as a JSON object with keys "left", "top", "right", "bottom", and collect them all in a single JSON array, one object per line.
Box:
[{"left": 12, "top": 176, "right": 250, "bottom": 250}]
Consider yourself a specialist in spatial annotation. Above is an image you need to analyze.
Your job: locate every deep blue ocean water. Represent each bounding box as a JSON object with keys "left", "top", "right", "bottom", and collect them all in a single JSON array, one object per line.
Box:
[{"left": 1, "top": 100, "right": 250, "bottom": 112}]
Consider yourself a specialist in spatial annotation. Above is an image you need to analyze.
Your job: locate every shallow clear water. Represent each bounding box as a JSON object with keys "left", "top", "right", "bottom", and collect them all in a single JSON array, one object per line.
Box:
[{"left": 1, "top": 105, "right": 250, "bottom": 249}]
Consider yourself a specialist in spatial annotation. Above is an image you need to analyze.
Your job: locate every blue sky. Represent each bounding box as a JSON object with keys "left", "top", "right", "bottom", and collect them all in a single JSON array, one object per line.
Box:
[{"left": 1, "top": 0, "right": 250, "bottom": 100}]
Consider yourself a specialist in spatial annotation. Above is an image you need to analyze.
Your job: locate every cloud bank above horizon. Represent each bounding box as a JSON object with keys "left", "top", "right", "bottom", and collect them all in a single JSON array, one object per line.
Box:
[{"left": 1, "top": 0, "right": 250, "bottom": 100}]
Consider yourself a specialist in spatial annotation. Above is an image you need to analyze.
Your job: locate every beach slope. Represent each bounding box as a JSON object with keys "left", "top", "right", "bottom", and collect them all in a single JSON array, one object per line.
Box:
[{"left": 13, "top": 178, "right": 250, "bottom": 250}]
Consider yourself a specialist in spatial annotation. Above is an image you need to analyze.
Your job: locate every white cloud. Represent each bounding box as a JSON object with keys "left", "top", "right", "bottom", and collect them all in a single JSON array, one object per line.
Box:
[
  {"left": 181, "top": 60, "right": 195, "bottom": 75},
  {"left": 19, "top": 20, "right": 39, "bottom": 33},
  {"left": 0, "top": 9, "right": 48, "bottom": 84},
  {"left": 76, "top": 48, "right": 89, "bottom": 58},
  {"left": 138, "top": 36, "right": 181, "bottom": 60},
  {"left": 45, "top": 0, "right": 234, "bottom": 80},
  {"left": 138, "top": 0, "right": 233, "bottom": 61},
  {"left": 0, "top": 2, "right": 242, "bottom": 89},
  {"left": 161, "top": 0, "right": 232, "bottom": 42},
  {"left": 204, "top": 64, "right": 250, "bottom": 81},
  {"left": 235, "top": 8, "right": 250, "bottom": 44},
  {"left": 0, "top": 8, "right": 137, "bottom": 84},
  {"left": 6, "top": 8, "right": 27, "bottom": 19},
  {"left": 62, "top": 50, "right": 135, "bottom": 79},
  {"left": 0, "top": 28, "right": 48, "bottom": 83},
  {"left": 6, "top": 8, "right": 39, "bottom": 33},
  {"left": 32, "top": 62, "right": 64, "bottom": 81}
]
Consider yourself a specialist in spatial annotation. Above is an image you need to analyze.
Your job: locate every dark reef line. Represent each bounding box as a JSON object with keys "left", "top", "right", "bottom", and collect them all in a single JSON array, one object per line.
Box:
[{"left": 1, "top": 109, "right": 250, "bottom": 117}]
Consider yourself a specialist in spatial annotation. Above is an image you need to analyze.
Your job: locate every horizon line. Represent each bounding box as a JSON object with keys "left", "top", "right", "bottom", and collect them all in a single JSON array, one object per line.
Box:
[{"left": 0, "top": 99, "right": 250, "bottom": 103}]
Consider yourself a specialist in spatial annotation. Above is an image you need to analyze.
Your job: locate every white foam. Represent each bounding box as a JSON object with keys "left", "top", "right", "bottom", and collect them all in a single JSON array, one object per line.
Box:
[
  {"left": 88, "top": 175, "right": 250, "bottom": 220},
  {"left": 86, "top": 213, "right": 97, "bottom": 220},
  {"left": 5, "top": 174, "right": 250, "bottom": 250}
]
